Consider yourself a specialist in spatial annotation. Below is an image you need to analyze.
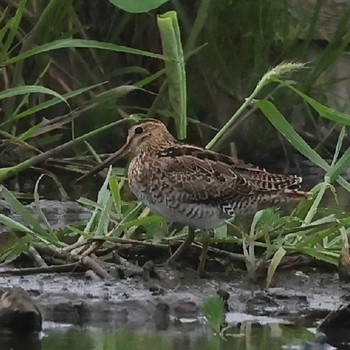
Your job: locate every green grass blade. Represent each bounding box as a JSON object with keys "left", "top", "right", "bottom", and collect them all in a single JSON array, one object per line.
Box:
[
  {"left": 109, "top": 176, "right": 123, "bottom": 217},
  {"left": 3, "top": 39, "right": 166, "bottom": 65},
  {"left": 299, "top": 247, "right": 338, "bottom": 265},
  {"left": 206, "top": 62, "right": 305, "bottom": 150},
  {"left": 303, "top": 182, "right": 328, "bottom": 225},
  {"left": 295, "top": 219, "right": 350, "bottom": 248},
  {"left": 33, "top": 174, "right": 52, "bottom": 231},
  {"left": 0, "top": 235, "right": 33, "bottom": 262},
  {"left": 327, "top": 147, "right": 350, "bottom": 183},
  {"left": 287, "top": 84, "right": 350, "bottom": 126},
  {"left": 0, "top": 186, "right": 45, "bottom": 234},
  {"left": 331, "top": 126, "right": 346, "bottom": 167},
  {"left": 118, "top": 215, "right": 165, "bottom": 230},
  {"left": 0, "top": 118, "right": 130, "bottom": 181},
  {"left": 201, "top": 295, "right": 224, "bottom": 335},
  {"left": 0, "top": 85, "right": 68, "bottom": 108},
  {"left": 94, "top": 166, "right": 113, "bottom": 236},
  {"left": 157, "top": 11, "right": 187, "bottom": 139},
  {"left": 2, "top": 82, "right": 106, "bottom": 128},
  {"left": 0, "top": 186, "right": 59, "bottom": 245},
  {"left": 95, "top": 197, "right": 113, "bottom": 237},
  {"left": 256, "top": 99, "right": 350, "bottom": 192},
  {"left": 266, "top": 247, "right": 286, "bottom": 288},
  {"left": 0, "top": 214, "right": 34, "bottom": 234},
  {"left": 2, "top": 0, "right": 26, "bottom": 57},
  {"left": 256, "top": 99, "right": 327, "bottom": 166}
]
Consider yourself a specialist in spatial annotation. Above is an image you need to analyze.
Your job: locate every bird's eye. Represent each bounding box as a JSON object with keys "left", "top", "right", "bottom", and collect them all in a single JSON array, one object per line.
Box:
[{"left": 134, "top": 126, "right": 144, "bottom": 135}]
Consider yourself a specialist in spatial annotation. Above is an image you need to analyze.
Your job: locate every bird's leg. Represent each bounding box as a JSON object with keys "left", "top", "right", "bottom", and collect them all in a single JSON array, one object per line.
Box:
[
  {"left": 197, "top": 229, "right": 210, "bottom": 278},
  {"left": 166, "top": 227, "right": 195, "bottom": 265}
]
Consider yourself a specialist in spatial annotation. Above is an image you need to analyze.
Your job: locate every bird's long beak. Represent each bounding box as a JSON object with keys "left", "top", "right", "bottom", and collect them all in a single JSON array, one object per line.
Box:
[{"left": 75, "top": 139, "right": 131, "bottom": 183}]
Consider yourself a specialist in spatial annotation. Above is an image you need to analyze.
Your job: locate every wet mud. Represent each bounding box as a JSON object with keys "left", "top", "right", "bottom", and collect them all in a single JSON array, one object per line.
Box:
[
  {"left": 0, "top": 267, "right": 345, "bottom": 331},
  {"left": 0, "top": 199, "right": 348, "bottom": 347}
]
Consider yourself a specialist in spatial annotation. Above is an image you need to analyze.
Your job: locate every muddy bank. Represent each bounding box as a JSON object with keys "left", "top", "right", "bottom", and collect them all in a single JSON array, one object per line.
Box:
[
  {"left": 0, "top": 268, "right": 346, "bottom": 331},
  {"left": 0, "top": 199, "right": 347, "bottom": 333}
]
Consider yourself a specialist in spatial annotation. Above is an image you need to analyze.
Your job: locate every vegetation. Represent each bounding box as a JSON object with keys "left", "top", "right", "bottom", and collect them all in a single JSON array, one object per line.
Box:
[{"left": 1, "top": 0, "right": 350, "bottom": 289}]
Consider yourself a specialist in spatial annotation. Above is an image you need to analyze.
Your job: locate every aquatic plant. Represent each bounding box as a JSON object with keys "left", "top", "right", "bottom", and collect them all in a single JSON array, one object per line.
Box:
[{"left": 201, "top": 294, "right": 225, "bottom": 335}]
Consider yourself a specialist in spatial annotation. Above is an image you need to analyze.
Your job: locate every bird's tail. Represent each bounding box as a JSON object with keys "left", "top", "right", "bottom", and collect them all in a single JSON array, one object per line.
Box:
[{"left": 282, "top": 188, "right": 311, "bottom": 200}]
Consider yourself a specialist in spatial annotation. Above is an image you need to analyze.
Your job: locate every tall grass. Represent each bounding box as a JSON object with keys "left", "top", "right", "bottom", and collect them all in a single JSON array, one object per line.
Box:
[
  {"left": 2, "top": 0, "right": 349, "bottom": 177},
  {"left": 0, "top": 1, "right": 167, "bottom": 180},
  {"left": 1, "top": 1, "right": 350, "bottom": 285}
]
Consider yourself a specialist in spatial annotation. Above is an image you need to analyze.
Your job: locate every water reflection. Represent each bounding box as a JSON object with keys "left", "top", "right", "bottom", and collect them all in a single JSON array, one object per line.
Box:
[
  {"left": 0, "top": 322, "right": 317, "bottom": 350},
  {"left": 0, "top": 335, "right": 41, "bottom": 350}
]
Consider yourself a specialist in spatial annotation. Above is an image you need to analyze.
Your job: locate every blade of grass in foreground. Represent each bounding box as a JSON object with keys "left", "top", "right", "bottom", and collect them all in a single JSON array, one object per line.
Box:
[
  {"left": 0, "top": 186, "right": 59, "bottom": 245},
  {"left": 157, "top": 11, "right": 187, "bottom": 140},
  {"left": 256, "top": 99, "right": 350, "bottom": 192}
]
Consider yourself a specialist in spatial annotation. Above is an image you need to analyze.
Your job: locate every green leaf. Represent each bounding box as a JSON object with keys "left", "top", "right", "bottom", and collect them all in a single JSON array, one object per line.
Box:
[
  {"left": 109, "top": 0, "right": 170, "bottom": 13},
  {"left": 2, "top": 0, "right": 26, "bottom": 58},
  {"left": 3, "top": 39, "right": 166, "bottom": 65},
  {"left": 2, "top": 82, "right": 105, "bottom": 127},
  {"left": 0, "top": 118, "right": 129, "bottom": 182},
  {"left": 157, "top": 11, "right": 187, "bottom": 139},
  {"left": 0, "top": 235, "right": 33, "bottom": 262},
  {"left": 206, "top": 63, "right": 305, "bottom": 150},
  {"left": 109, "top": 176, "right": 123, "bottom": 217},
  {"left": 299, "top": 247, "right": 338, "bottom": 265},
  {"left": 256, "top": 99, "right": 350, "bottom": 192},
  {"left": 0, "top": 85, "right": 68, "bottom": 108},
  {"left": 119, "top": 215, "right": 165, "bottom": 230},
  {"left": 287, "top": 84, "right": 350, "bottom": 126},
  {"left": 0, "top": 214, "right": 34, "bottom": 234},
  {"left": 201, "top": 295, "right": 225, "bottom": 334},
  {"left": 214, "top": 225, "right": 227, "bottom": 240},
  {"left": 83, "top": 166, "right": 113, "bottom": 236},
  {"left": 327, "top": 146, "right": 350, "bottom": 183},
  {"left": 266, "top": 247, "right": 286, "bottom": 288},
  {"left": 0, "top": 186, "right": 59, "bottom": 245},
  {"left": 78, "top": 197, "right": 104, "bottom": 210}
]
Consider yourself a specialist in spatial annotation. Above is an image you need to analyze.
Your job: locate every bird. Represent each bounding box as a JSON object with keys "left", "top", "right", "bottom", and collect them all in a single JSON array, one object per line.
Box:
[{"left": 76, "top": 119, "right": 307, "bottom": 276}]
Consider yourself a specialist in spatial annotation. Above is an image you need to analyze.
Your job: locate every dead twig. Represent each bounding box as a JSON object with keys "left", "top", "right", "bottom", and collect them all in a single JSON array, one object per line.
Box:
[
  {"left": 85, "top": 270, "right": 102, "bottom": 281},
  {"left": 208, "top": 246, "right": 246, "bottom": 262},
  {"left": 0, "top": 263, "right": 81, "bottom": 275},
  {"left": 90, "top": 237, "right": 168, "bottom": 249},
  {"left": 28, "top": 245, "right": 48, "bottom": 267},
  {"left": 80, "top": 256, "right": 112, "bottom": 279}
]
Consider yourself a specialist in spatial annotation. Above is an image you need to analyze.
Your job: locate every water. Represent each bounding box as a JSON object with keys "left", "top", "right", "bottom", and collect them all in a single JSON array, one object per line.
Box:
[{"left": 0, "top": 323, "right": 318, "bottom": 350}]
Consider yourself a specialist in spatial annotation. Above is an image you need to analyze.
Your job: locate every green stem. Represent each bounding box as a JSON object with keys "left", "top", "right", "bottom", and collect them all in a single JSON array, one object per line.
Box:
[
  {"left": 206, "top": 82, "right": 264, "bottom": 150},
  {"left": 185, "top": 0, "right": 211, "bottom": 53},
  {"left": 303, "top": 181, "right": 328, "bottom": 225},
  {"left": 206, "top": 62, "right": 305, "bottom": 150}
]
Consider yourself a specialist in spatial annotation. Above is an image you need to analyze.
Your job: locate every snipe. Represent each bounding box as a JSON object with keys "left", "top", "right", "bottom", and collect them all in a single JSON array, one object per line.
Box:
[{"left": 77, "top": 119, "right": 306, "bottom": 276}]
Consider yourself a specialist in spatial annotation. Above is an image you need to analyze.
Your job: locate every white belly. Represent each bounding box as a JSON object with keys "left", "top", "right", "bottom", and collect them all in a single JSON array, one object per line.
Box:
[{"left": 143, "top": 199, "right": 225, "bottom": 229}]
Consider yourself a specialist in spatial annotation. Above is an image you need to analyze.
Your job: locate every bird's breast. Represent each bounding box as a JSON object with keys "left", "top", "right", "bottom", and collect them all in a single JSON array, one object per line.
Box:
[{"left": 127, "top": 156, "right": 226, "bottom": 228}]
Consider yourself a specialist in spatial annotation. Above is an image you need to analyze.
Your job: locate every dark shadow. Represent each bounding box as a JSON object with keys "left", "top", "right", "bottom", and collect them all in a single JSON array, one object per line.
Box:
[{"left": 0, "top": 335, "right": 41, "bottom": 350}]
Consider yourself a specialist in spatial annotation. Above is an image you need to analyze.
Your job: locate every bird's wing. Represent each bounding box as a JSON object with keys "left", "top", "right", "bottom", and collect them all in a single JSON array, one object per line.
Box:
[{"left": 155, "top": 145, "right": 302, "bottom": 205}]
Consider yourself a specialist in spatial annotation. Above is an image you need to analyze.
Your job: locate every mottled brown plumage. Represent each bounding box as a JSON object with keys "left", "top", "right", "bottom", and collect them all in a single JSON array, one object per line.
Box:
[
  {"left": 78, "top": 119, "right": 305, "bottom": 227},
  {"left": 77, "top": 119, "right": 306, "bottom": 274}
]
